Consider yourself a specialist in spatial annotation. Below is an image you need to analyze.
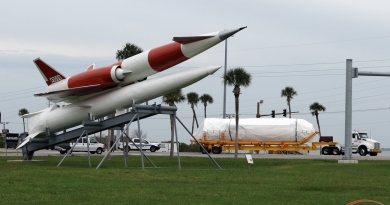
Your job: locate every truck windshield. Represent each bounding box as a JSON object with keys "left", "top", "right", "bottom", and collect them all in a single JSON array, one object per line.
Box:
[{"left": 359, "top": 133, "right": 369, "bottom": 139}]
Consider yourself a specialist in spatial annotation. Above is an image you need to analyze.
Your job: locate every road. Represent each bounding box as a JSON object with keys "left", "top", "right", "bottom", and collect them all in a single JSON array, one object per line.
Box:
[{"left": 1, "top": 148, "right": 390, "bottom": 160}]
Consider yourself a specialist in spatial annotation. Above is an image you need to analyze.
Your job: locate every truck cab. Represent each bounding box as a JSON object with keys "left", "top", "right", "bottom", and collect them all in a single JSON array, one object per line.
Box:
[{"left": 351, "top": 131, "right": 381, "bottom": 156}]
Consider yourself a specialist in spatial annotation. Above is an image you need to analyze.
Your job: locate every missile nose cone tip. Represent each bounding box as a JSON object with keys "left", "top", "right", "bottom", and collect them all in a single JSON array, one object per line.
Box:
[
  {"left": 218, "top": 26, "right": 247, "bottom": 41},
  {"left": 206, "top": 66, "right": 221, "bottom": 75}
]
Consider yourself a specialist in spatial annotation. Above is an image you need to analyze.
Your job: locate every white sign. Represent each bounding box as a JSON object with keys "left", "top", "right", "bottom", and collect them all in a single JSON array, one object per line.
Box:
[{"left": 245, "top": 154, "right": 254, "bottom": 164}]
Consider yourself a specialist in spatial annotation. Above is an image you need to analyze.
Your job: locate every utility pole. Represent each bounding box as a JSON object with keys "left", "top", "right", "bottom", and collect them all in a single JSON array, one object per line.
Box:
[{"left": 223, "top": 39, "right": 227, "bottom": 119}]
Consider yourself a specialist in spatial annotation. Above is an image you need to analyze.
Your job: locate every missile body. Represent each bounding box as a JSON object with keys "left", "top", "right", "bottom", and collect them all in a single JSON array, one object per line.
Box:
[
  {"left": 18, "top": 66, "right": 220, "bottom": 148},
  {"left": 36, "top": 27, "right": 246, "bottom": 103}
]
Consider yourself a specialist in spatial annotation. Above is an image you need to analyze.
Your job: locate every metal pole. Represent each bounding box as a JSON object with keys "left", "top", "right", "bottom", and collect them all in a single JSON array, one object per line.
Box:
[
  {"left": 175, "top": 116, "right": 222, "bottom": 170},
  {"left": 174, "top": 112, "right": 181, "bottom": 170},
  {"left": 57, "top": 130, "right": 85, "bottom": 167},
  {"left": 343, "top": 59, "right": 353, "bottom": 160},
  {"left": 136, "top": 112, "right": 145, "bottom": 170},
  {"left": 96, "top": 114, "right": 138, "bottom": 169},
  {"left": 223, "top": 39, "right": 227, "bottom": 119}
]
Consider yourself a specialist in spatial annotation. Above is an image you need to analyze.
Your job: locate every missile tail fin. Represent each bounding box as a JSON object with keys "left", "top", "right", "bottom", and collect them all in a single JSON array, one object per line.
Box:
[
  {"left": 33, "top": 58, "right": 67, "bottom": 86},
  {"left": 16, "top": 132, "right": 42, "bottom": 149}
]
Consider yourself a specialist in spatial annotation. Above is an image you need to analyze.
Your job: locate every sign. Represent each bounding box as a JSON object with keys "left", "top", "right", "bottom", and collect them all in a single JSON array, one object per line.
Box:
[{"left": 245, "top": 154, "right": 254, "bottom": 164}]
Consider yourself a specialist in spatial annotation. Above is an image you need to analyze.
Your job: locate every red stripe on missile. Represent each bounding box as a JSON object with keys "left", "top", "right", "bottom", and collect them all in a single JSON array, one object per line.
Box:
[
  {"left": 148, "top": 42, "right": 188, "bottom": 72},
  {"left": 68, "top": 62, "right": 121, "bottom": 88}
]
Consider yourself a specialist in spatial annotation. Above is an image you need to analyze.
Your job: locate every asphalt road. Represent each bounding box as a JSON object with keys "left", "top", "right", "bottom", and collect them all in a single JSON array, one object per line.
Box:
[{"left": 1, "top": 148, "right": 389, "bottom": 160}]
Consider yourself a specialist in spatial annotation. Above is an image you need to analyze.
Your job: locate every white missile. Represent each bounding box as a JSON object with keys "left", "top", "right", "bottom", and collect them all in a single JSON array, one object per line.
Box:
[{"left": 17, "top": 66, "right": 221, "bottom": 149}]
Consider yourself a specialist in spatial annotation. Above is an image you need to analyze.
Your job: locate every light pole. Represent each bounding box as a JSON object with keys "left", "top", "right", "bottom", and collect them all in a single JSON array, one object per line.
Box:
[{"left": 256, "top": 100, "right": 264, "bottom": 118}]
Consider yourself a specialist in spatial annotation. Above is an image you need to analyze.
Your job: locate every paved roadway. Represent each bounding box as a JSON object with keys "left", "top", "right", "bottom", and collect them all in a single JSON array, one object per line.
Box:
[{"left": 1, "top": 148, "right": 389, "bottom": 160}]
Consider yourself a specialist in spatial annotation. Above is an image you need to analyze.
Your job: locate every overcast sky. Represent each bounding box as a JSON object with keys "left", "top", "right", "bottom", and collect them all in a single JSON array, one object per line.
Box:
[{"left": 1, "top": 0, "right": 390, "bottom": 148}]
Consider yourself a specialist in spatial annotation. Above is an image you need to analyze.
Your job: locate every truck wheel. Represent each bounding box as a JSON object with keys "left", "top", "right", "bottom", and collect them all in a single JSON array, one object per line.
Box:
[
  {"left": 358, "top": 147, "right": 367, "bottom": 156},
  {"left": 66, "top": 148, "right": 72, "bottom": 154},
  {"left": 96, "top": 148, "right": 103, "bottom": 154},
  {"left": 332, "top": 148, "right": 340, "bottom": 155},
  {"left": 150, "top": 146, "right": 157, "bottom": 152},
  {"left": 321, "top": 147, "right": 331, "bottom": 155},
  {"left": 369, "top": 152, "right": 377, "bottom": 156},
  {"left": 60, "top": 151, "right": 65, "bottom": 154}
]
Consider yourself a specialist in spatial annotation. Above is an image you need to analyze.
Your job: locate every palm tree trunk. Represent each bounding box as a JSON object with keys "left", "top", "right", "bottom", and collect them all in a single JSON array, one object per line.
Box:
[
  {"left": 316, "top": 114, "right": 321, "bottom": 137},
  {"left": 204, "top": 104, "right": 207, "bottom": 118},
  {"left": 169, "top": 114, "right": 175, "bottom": 160},
  {"left": 288, "top": 100, "right": 292, "bottom": 118},
  {"left": 234, "top": 95, "right": 239, "bottom": 160},
  {"left": 191, "top": 115, "right": 195, "bottom": 134}
]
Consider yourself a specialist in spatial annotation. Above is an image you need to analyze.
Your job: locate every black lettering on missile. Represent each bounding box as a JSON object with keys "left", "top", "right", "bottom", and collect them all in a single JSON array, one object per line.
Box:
[{"left": 50, "top": 75, "right": 62, "bottom": 83}]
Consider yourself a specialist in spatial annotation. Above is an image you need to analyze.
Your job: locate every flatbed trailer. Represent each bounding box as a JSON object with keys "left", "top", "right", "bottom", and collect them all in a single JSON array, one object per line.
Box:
[{"left": 192, "top": 131, "right": 339, "bottom": 154}]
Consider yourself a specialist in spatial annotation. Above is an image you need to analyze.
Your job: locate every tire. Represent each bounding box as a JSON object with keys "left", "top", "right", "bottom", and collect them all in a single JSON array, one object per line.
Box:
[
  {"left": 369, "top": 152, "right": 377, "bottom": 156},
  {"left": 358, "top": 147, "right": 367, "bottom": 156},
  {"left": 212, "top": 147, "right": 222, "bottom": 154},
  {"left": 150, "top": 146, "right": 157, "bottom": 152},
  {"left": 66, "top": 148, "right": 72, "bottom": 154},
  {"left": 322, "top": 147, "right": 331, "bottom": 155},
  {"left": 332, "top": 147, "right": 340, "bottom": 155},
  {"left": 96, "top": 148, "right": 103, "bottom": 154},
  {"left": 90, "top": 151, "right": 96, "bottom": 154},
  {"left": 59, "top": 151, "right": 65, "bottom": 154},
  {"left": 200, "top": 146, "right": 210, "bottom": 154}
]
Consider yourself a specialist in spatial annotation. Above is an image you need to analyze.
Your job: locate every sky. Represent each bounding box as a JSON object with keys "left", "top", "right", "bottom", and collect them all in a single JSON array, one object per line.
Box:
[{"left": 1, "top": 0, "right": 390, "bottom": 148}]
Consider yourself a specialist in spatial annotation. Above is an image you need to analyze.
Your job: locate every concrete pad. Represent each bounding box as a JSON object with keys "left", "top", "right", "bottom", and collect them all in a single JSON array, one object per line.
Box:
[
  {"left": 338, "top": 160, "right": 358, "bottom": 164},
  {"left": 7, "top": 160, "right": 46, "bottom": 162}
]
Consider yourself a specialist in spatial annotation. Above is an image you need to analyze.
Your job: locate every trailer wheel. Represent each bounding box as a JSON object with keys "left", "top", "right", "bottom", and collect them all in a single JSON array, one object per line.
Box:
[
  {"left": 200, "top": 146, "right": 211, "bottom": 154},
  {"left": 59, "top": 150, "right": 65, "bottom": 154},
  {"left": 322, "top": 147, "right": 331, "bottom": 155},
  {"left": 332, "top": 148, "right": 340, "bottom": 155},
  {"left": 369, "top": 152, "right": 377, "bottom": 156},
  {"left": 358, "top": 147, "right": 367, "bottom": 156},
  {"left": 212, "top": 147, "right": 222, "bottom": 154}
]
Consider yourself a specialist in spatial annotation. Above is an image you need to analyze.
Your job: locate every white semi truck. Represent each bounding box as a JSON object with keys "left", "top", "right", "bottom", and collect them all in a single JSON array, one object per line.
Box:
[{"left": 321, "top": 130, "right": 381, "bottom": 156}]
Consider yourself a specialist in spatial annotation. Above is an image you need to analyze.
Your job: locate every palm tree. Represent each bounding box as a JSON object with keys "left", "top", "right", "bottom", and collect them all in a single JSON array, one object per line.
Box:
[
  {"left": 222, "top": 67, "right": 252, "bottom": 160},
  {"left": 281, "top": 87, "right": 298, "bottom": 118},
  {"left": 199, "top": 94, "right": 213, "bottom": 118},
  {"left": 186, "top": 92, "right": 200, "bottom": 134},
  {"left": 18, "top": 108, "right": 29, "bottom": 133},
  {"left": 162, "top": 89, "right": 186, "bottom": 160},
  {"left": 309, "top": 102, "right": 326, "bottom": 137},
  {"left": 116, "top": 43, "right": 144, "bottom": 61}
]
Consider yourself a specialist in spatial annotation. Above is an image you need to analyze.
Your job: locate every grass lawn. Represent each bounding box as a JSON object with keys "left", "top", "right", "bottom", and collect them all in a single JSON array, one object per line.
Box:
[{"left": 0, "top": 155, "right": 389, "bottom": 205}]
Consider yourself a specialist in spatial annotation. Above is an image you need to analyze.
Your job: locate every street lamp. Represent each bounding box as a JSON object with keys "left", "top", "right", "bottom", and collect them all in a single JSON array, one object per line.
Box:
[{"left": 256, "top": 100, "right": 264, "bottom": 118}]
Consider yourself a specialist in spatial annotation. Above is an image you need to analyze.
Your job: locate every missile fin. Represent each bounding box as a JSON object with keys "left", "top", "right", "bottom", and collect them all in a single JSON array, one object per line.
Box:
[
  {"left": 173, "top": 36, "right": 213, "bottom": 44},
  {"left": 33, "top": 58, "right": 67, "bottom": 86},
  {"left": 86, "top": 63, "right": 95, "bottom": 71},
  {"left": 21, "top": 110, "right": 45, "bottom": 118},
  {"left": 16, "top": 132, "right": 42, "bottom": 149}
]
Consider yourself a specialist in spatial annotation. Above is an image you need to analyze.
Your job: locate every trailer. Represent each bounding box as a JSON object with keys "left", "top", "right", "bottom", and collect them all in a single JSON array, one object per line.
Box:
[
  {"left": 192, "top": 118, "right": 335, "bottom": 154},
  {"left": 192, "top": 131, "right": 339, "bottom": 154}
]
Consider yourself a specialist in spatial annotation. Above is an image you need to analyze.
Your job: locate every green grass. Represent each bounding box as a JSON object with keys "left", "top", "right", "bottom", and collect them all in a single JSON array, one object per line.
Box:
[{"left": 0, "top": 155, "right": 389, "bottom": 205}]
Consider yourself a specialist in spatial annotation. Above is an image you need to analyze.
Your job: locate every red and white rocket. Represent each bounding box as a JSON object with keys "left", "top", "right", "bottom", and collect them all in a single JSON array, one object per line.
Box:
[{"left": 35, "top": 27, "right": 247, "bottom": 103}]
